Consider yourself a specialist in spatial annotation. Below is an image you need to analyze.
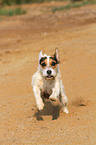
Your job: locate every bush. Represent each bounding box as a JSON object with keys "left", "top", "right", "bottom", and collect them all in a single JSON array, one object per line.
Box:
[
  {"left": 0, "top": 0, "right": 65, "bottom": 5},
  {"left": 71, "top": 0, "right": 83, "bottom": 2},
  {"left": 1, "top": 0, "right": 32, "bottom": 5},
  {"left": 0, "top": 7, "right": 26, "bottom": 16},
  {"left": 52, "top": 0, "right": 96, "bottom": 13}
]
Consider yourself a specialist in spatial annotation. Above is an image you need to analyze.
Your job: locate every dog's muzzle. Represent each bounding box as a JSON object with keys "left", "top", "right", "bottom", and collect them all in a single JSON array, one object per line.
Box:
[
  {"left": 46, "top": 70, "right": 54, "bottom": 80},
  {"left": 46, "top": 75, "right": 54, "bottom": 80}
]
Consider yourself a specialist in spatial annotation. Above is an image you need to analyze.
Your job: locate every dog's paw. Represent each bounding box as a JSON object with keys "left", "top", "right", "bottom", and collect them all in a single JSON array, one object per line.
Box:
[
  {"left": 37, "top": 102, "right": 44, "bottom": 111},
  {"left": 49, "top": 95, "right": 57, "bottom": 101},
  {"left": 63, "top": 107, "right": 69, "bottom": 114}
]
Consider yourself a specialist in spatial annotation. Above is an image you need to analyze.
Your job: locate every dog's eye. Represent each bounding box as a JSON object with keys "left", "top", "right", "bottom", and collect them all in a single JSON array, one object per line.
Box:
[
  {"left": 41, "top": 62, "right": 46, "bottom": 67},
  {"left": 51, "top": 62, "right": 56, "bottom": 66}
]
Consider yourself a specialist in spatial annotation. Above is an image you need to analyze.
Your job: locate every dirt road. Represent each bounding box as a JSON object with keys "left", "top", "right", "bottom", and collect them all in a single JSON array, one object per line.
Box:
[{"left": 0, "top": 2, "right": 96, "bottom": 144}]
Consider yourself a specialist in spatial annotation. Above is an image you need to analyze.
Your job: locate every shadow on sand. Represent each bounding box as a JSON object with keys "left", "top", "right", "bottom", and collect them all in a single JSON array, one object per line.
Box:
[{"left": 34, "top": 100, "right": 61, "bottom": 121}]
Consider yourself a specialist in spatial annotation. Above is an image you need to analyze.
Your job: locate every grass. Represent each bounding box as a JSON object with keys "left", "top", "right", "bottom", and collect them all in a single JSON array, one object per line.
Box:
[
  {"left": 52, "top": 0, "right": 96, "bottom": 13},
  {"left": 0, "top": 7, "right": 26, "bottom": 16},
  {"left": 1, "top": 0, "right": 31, "bottom": 5},
  {"left": 0, "top": 0, "right": 67, "bottom": 5}
]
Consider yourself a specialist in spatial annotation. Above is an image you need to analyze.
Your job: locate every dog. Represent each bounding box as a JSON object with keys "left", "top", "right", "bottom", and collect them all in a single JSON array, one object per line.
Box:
[{"left": 31, "top": 48, "right": 69, "bottom": 114}]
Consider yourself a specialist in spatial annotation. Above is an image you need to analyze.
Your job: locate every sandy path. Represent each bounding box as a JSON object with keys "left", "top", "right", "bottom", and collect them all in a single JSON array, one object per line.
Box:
[{"left": 0, "top": 2, "right": 96, "bottom": 144}]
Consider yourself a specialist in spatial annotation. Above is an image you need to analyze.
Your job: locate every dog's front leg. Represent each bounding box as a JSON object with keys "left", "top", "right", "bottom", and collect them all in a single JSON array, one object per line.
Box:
[
  {"left": 49, "top": 89, "right": 59, "bottom": 101},
  {"left": 33, "top": 86, "right": 44, "bottom": 110},
  {"left": 49, "top": 82, "right": 60, "bottom": 101}
]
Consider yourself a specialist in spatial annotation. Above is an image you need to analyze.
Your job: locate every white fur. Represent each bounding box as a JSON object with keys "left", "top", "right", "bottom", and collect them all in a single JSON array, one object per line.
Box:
[{"left": 31, "top": 50, "right": 69, "bottom": 113}]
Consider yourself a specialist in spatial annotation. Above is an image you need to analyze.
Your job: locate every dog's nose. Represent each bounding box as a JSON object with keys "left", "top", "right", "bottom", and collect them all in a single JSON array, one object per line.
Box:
[{"left": 47, "top": 70, "right": 52, "bottom": 75}]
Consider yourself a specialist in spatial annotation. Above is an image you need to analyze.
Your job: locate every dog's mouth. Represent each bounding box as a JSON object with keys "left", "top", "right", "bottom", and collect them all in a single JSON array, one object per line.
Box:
[{"left": 46, "top": 75, "right": 54, "bottom": 80}]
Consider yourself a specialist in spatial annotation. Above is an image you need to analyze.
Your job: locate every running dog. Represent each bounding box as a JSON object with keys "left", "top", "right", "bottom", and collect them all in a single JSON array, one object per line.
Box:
[{"left": 32, "top": 48, "right": 69, "bottom": 114}]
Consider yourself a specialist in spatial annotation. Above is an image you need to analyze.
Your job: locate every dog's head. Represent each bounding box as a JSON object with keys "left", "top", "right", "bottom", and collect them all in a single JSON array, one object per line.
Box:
[{"left": 39, "top": 48, "right": 60, "bottom": 80}]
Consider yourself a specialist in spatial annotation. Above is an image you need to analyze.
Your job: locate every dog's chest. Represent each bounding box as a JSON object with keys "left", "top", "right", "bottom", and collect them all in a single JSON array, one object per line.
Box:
[{"left": 43, "top": 79, "right": 55, "bottom": 95}]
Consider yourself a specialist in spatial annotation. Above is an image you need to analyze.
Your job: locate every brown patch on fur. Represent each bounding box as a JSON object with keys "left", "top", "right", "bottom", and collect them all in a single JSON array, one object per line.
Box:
[
  {"left": 40, "top": 57, "right": 47, "bottom": 69},
  {"left": 40, "top": 57, "right": 47, "bottom": 64},
  {"left": 40, "top": 56, "right": 58, "bottom": 69},
  {"left": 50, "top": 54, "right": 60, "bottom": 64},
  {"left": 49, "top": 58, "right": 57, "bottom": 69},
  {"left": 44, "top": 59, "right": 47, "bottom": 66}
]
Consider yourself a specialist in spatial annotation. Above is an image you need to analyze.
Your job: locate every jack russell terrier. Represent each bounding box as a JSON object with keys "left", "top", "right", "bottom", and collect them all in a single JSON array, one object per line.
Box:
[{"left": 32, "top": 48, "right": 69, "bottom": 114}]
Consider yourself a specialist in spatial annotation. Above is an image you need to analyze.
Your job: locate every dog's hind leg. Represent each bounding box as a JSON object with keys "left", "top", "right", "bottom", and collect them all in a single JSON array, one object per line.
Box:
[{"left": 60, "top": 81, "right": 69, "bottom": 114}]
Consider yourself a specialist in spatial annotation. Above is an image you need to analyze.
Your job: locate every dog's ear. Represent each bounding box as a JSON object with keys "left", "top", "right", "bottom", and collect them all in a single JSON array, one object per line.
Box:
[
  {"left": 39, "top": 51, "right": 43, "bottom": 60},
  {"left": 55, "top": 48, "right": 60, "bottom": 63}
]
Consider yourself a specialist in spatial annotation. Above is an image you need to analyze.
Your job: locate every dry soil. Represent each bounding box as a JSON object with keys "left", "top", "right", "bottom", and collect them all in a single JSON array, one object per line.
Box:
[{"left": 0, "top": 2, "right": 96, "bottom": 145}]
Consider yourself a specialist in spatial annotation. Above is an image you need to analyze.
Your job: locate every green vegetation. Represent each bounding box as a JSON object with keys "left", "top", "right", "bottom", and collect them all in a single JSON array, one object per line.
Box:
[
  {"left": 52, "top": 0, "right": 96, "bottom": 13},
  {"left": 1, "top": 0, "right": 31, "bottom": 5},
  {"left": 0, "top": 0, "right": 96, "bottom": 6},
  {"left": 0, "top": 7, "right": 26, "bottom": 16},
  {"left": 71, "top": 0, "right": 83, "bottom": 2},
  {"left": 0, "top": 0, "right": 66, "bottom": 5},
  {"left": 0, "top": 0, "right": 96, "bottom": 16}
]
